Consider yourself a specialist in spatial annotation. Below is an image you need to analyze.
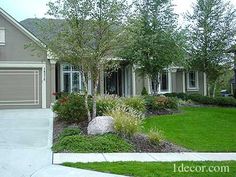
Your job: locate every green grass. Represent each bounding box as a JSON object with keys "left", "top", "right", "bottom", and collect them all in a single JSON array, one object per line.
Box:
[
  {"left": 52, "top": 133, "right": 134, "bottom": 153},
  {"left": 143, "top": 107, "right": 236, "bottom": 152},
  {"left": 64, "top": 161, "right": 236, "bottom": 177}
]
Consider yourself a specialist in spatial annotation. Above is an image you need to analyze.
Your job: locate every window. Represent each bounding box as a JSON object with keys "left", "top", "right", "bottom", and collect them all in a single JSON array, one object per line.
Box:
[
  {"left": 187, "top": 71, "right": 199, "bottom": 90},
  {"left": 151, "top": 70, "right": 170, "bottom": 93},
  {"left": 160, "top": 71, "right": 169, "bottom": 92},
  {"left": 62, "top": 64, "right": 82, "bottom": 93},
  {"left": 0, "top": 28, "right": 5, "bottom": 45}
]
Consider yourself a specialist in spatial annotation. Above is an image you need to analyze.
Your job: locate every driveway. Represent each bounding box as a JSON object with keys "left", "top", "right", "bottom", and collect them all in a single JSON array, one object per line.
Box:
[{"left": 0, "top": 109, "right": 53, "bottom": 177}]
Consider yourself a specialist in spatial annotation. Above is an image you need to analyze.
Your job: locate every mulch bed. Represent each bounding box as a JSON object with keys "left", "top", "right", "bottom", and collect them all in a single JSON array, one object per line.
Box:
[{"left": 130, "top": 133, "right": 190, "bottom": 153}]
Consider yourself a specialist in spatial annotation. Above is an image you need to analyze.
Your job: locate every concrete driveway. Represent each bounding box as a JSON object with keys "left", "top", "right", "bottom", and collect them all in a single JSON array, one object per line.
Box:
[{"left": 0, "top": 109, "right": 53, "bottom": 177}]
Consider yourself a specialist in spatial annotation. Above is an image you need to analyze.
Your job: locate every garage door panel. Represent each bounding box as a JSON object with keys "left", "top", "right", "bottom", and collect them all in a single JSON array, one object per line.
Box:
[{"left": 0, "top": 69, "right": 42, "bottom": 107}]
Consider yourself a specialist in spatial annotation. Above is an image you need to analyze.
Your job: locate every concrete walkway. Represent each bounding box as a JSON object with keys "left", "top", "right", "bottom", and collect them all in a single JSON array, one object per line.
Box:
[
  {"left": 0, "top": 109, "right": 128, "bottom": 177},
  {"left": 0, "top": 109, "right": 53, "bottom": 177},
  {"left": 54, "top": 152, "right": 236, "bottom": 164}
]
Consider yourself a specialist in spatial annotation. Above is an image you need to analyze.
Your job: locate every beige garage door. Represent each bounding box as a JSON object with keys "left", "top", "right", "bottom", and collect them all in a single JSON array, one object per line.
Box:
[{"left": 0, "top": 69, "right": 42, "bottom": 108}]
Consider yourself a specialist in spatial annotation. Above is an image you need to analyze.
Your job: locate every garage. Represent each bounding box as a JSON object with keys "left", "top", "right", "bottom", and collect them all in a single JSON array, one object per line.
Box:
[{"left": 0, "top": 68, "right": 42, "bottom": 109}]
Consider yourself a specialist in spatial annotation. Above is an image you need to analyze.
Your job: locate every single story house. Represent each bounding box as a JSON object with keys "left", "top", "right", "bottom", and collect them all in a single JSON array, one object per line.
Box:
[{"left": 0, "top": 8, "right": 207, "bottom": 109}]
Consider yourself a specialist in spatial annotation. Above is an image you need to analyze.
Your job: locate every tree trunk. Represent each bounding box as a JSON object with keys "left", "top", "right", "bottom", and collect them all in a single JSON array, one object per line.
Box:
[
  {"left": 152, "top": 74, "right": 159, "bottom": 95},
  {"left": 212, "top": 80, "right": 217, "bottom": 98},
  {"left": 92, "top": 74, "right": 100, "bottom": 119},
  {"left": 81, "top": 71, "right": 92, "bottom": 122}
]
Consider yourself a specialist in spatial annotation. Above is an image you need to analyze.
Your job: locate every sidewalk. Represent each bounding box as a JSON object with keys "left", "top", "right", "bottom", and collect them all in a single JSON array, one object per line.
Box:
[{"left": 53, "top": 152, "right": 236, "bottom": 164}]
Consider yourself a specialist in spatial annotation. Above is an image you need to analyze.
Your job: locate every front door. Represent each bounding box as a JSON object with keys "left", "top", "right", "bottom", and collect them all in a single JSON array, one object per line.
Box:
[{"left": 104, "top": 69, "right": 122, "bottom": 96}]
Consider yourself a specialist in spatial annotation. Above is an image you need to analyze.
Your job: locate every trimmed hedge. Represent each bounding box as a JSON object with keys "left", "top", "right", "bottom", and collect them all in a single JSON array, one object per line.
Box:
[{"left": 165, "top": 92, "right": 236, "bottom": 107}]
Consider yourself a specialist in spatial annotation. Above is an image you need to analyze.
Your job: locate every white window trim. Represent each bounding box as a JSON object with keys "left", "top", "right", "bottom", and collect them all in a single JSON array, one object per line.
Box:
[
  {"left": 187, "top": 71, "right": 199, "bottom": 91},
  {"left": 0, "top": 62, "right": 47, "bottom": 108},
  {"left": 0, "top": 27, "right": 6, "bottom": 45},
  {"left": 60, "top": 64, "right": 82, "bottom": 93}
]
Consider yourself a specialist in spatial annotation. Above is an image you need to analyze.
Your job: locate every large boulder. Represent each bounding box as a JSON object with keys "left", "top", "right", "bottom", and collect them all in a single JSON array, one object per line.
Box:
[{"left": 87, "top": 116, "right": 114, "bottom": 135}]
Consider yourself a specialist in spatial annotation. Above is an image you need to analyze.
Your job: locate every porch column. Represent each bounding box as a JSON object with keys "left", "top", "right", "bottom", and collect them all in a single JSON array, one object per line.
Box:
[
  {"left": 132, "top": 67, "right": 136, "bottom": 96},
  {"left": 182, "top": 71, "right": 186, "bottom": 93},
  {"left": 49, "top": 59, "right": 57, "bottom": 106}
]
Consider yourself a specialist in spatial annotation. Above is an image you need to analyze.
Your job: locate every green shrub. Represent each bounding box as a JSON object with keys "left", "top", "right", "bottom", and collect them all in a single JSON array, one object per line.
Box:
[
  {"left": 52, "top": 134, "right": 134, "bottom": 153},
  {"left": 147, "top": 129, "right": 164, "bottom": 145},
  {"left": 188, "top": 94, "right": 215, "bottom": 105},
  {"left": 145, "top": 96, "right": 178, "bottom": 111},
  {"left": 141, "top": 87, "right": 148, "bottom": 95},
  {"left": 96, "top": 95, "right": 119, "bottom": 116},
  {"left": 188, "top": 94, "right": 236, "bottom": 107},
  {"left": 122, "top": 96, "right": 146, "bottom": 113},
  {"left": 212, "top": 97, "right": 236, "bottom": 107},
  {"left": 105, "top": 106, "right": 143, "bottom": 137},
  {"left": 164, "top": 92, "right": 189, "bottom": 101},
  {"left": 52, "top": 93, "right": 88, "bottom": 123},
  {"left": 58, "top": 128, "right": 82, "bottom": 140}
]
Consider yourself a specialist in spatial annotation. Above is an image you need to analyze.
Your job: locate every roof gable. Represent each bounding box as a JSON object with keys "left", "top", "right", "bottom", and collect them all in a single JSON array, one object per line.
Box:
[{"left": 0, "top": 8, "right": 45, "bottom": 48}]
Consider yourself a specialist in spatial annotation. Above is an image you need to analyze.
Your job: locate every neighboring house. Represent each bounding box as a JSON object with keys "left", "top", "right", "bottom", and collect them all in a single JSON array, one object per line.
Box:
[{"left": 0, "top": 8, "right": 207, "bottom": 109}]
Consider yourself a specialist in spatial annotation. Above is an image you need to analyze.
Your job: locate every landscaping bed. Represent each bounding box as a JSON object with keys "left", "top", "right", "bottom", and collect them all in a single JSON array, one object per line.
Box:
[
  {"left": 52, "top": 93, "right": 236, "bottom": 153},
  {"left": 52, "top": 124, "right": 189, "bottom": 153}
]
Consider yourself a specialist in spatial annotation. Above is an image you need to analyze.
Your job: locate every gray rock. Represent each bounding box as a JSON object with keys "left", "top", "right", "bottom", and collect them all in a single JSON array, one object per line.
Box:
[{"left": 87, "top": 116, "right": 114, "bottom": 135}]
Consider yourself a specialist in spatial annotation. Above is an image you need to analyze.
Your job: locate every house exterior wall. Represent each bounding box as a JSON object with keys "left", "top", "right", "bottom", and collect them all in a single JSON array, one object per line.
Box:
[
  {"left": 0, "top": 12, "right": 53, "bottom": 108},
  {"left": 186, "top": 71, "right": 205, "bottom": 95},
  {"left": 175, "top": 70, "right": 184, "bottom": 93},
  {"left": 135, "top": 69, "right": 145, "bottom": 95}
]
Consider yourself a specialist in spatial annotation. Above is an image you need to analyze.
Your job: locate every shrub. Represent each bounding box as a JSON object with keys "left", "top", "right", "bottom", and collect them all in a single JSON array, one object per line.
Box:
[
  {"left": 122, "top": 96, "right": 146, "bottom": 113},
  {"left": 188, "top": 94, "right": 215, "bottom": 105},
  {"left": 188, "top": 94, "right": 236, "bottom": 107},
  {"left": 212, "top": 97, "right": 236, "bottom": 107},
  {"left": 164, "top": 92, "right": 189, "bottom": 101},
  {"left": 58, "top": 128, "right": 82, "bottom": 140},
  {"left": 96, "top": 95, "right": 119, "bottom": 116},
  {"left": 52, "top": 134, "right": 134, "bottom": 153},
  {"left": 147, "top": 129, "right": 164, "bottom": 145},
  {"left": 141, "top": 87, "right": 148, "bottom": 95},
  {"left": 52, "top": 93, "right": 88, "bottom": 123},
  {"left": 105, "top": 106, "right": 143, "bottom": 137},
  {"left": 145, "top": 96, "right": 178, "bottom": 111}
]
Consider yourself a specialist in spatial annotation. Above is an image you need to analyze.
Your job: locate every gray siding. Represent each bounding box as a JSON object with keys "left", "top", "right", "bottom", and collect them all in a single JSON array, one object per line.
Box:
[
  {"left": 176, "top": 70, "right": 184, "bottom": 93},
  {"left": 0, "top": 12, "right": 54, "bottom": 108},
  {"left": 0, "top": 15, "right": 46, "bottom": 61}
]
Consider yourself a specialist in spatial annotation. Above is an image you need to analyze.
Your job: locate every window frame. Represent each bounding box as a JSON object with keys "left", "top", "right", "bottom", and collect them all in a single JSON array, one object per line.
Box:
[
  {"left": 0, "top": 27, "right": 6, "bottom": 45},
  {"left": 187, "top": 71, "right": 199, "bottom": 91},
  {"left": 60, "top": 64, "right": 82, "bottom": 93},
  {"left": 151, "top": 69, "right": 171, "bottom": 94}
]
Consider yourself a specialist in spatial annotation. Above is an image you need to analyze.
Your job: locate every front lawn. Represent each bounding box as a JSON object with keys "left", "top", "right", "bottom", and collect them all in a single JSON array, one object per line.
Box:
[
  {"left": 64, "top": 161, "right": 236, "bottom": 177},
  {"left": 143, "top": 107, "right": 236, "bottom": 152}
]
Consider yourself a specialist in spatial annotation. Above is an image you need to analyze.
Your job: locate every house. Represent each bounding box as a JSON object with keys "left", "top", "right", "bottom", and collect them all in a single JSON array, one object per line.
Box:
[{"left": 0, "top": 8, "right": 207, "bottom": 109}]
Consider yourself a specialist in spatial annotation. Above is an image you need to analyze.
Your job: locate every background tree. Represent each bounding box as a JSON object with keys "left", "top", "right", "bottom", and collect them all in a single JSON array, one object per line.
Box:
[
  {"left": 186, "top": 0, "right": 236, "bottom": 97},
  {"left": 119, "top": 0, "right": 186, "bottom": 94},
  {"left": 44, "top": 0, "right": 128, "bottom": 121}
]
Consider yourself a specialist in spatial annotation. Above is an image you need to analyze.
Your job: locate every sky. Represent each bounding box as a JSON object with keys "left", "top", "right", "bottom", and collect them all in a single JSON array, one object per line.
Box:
[{"left": 0, "top": 0, "right": 236, "bottom": 22}]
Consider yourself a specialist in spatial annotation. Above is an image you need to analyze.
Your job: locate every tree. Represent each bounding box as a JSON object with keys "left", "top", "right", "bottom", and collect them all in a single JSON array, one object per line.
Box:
[
  {"left": 186, "top": 0, "right": 236, "bottom": 97},
  {"left": 45, "top": 0, "right": 128, "bottom": 121},
  {"left": 119, "top": 0, "right": 186, "bottom": 94}
]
